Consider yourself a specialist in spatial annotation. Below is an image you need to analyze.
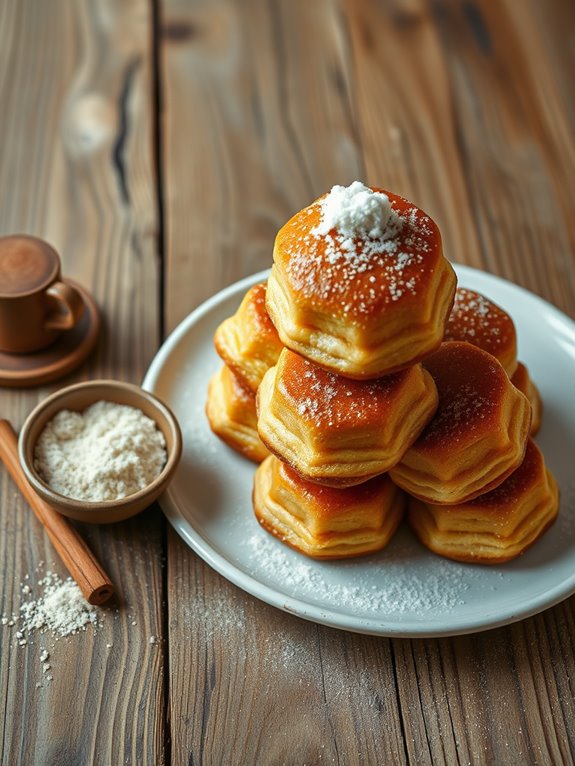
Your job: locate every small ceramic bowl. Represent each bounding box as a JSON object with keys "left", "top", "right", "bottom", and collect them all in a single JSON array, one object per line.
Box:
[{"left": 19, "top": 380, "right": 182, "bottom": 523}]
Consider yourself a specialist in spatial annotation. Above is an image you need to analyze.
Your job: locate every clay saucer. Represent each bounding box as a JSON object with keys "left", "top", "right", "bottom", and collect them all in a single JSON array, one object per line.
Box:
[{"left": 0, "top": 281, "right": 100, "bottom": 387}]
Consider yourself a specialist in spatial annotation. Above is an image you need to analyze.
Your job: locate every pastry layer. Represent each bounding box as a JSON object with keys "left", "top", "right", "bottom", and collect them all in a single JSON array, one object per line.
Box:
[
  {"left": 206, "top": 365, "right": 269, "bottom": 463},
  {"left": 408, "top": 439, "right": 559, "bottom": 563},
  {"left": 257, "top": 348, "right": 438, "bottom": 486},
  {"left": 511, "top": 361, "right": 542, "bottom": 436},
  {"left": 214, "top": 282, "right": 283, "bottom": 393},
  {"left": 390, "top": 342, "right": 531, "bottom": 504},
  {"left": 253, "top": 456, "right": 406, "bottom": 559}
]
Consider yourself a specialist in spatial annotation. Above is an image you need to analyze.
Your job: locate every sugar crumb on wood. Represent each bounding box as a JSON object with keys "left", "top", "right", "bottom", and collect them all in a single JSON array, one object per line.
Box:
[{"left": 0, "top": 567, "right": 161, "bottom": 683}]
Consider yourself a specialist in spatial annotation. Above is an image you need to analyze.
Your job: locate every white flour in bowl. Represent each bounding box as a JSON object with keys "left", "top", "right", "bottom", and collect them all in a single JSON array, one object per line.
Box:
[{"left": 34, "top": 401, "right": 167, "bottom": 502}]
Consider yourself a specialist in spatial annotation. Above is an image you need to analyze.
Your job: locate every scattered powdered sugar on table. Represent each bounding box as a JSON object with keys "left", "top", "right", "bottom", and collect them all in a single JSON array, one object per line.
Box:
[
  {"left": 244, "top": 531, "right": 469, "bottom": 617},
  {"left": 34, "top": 401, "right": 167, "bottom": 502},
  {"left": 18, "top": 572, "right": 99, "bottom": 636},
  {"left": 1, "top": 564, "right": 161, "bottom": 685}
]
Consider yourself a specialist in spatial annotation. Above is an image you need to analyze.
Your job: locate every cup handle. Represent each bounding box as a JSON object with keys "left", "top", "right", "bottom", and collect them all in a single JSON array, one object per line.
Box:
[{"left": 45, "top": 281, "right": 85, "bottom": 330}]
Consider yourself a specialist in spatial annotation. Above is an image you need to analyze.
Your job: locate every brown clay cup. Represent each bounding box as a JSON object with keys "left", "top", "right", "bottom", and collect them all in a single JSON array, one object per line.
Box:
[{"left": 0, "top": 235, "right": 85, "bottom": 354}]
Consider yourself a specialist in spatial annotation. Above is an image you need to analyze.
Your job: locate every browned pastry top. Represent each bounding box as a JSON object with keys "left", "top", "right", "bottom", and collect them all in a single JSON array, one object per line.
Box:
[
  {"left": 274, "top": 189, "right": 443, "bottom": 326},
  {"left": 444, "top": 288, "right": 516, "bottom": 365},
  {"left": 277, "top": 349, "right": 424, "bottom": 429},
  {"left": 244, "top": 282, "right": 280, "bottom": 338},
  {"left": 417, "top": 341, "right": 510, "bottom": 454}
]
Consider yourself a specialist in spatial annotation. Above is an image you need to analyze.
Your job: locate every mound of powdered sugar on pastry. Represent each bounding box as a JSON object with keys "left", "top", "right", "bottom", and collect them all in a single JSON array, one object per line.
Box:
[{"left": 312, "top": 181, "right": 403, "bottom": 243}]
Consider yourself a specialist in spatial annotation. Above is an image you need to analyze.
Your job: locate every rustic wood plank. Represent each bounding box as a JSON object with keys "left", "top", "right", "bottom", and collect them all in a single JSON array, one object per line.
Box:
[
  {"left": 345, "top": 0, "right": 484, "bottom": 272},
  {"left": 161, "top": 0, "right": 575, "bottom": 764},
  {"left": 424, "top": 0, "right": 575, "bottom": 315},
  {"left": 168, "top": 529, "right": 410, "bottom": 766},
  {"left": 0, "top": 1, "right": 166, "bottom": 763},
  {"left": 167, "top": 531, "right": 341, "bottom": 766},
  {"left": 161, "top": 0, "right": 363, "bottom": 330},
  {"left": 390, "top": 617, "right": 575, "bottom": 766}
]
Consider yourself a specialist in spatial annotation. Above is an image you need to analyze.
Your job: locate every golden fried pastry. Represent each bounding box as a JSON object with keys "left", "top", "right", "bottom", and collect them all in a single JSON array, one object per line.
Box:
[
  {"left": 214, "top": 282, "right": 284, "bottom": 393},
  {"left": 253, "top": 455, "right": 406, "bottom": 559},
  {"left": 444, "top": 287, "right": 518, "bottom": 375},
  {"left": 266, "top": 183, "right": 457, "bottom": 378},
  {"left": 257, "top": 348, "right": 438, "bottom": 487},
  {"left": 511, "top": 362, "right": 542, "bottom": 436},
  {"left": 206, "top": 365, "right": 269, "bottom": 463},
  {"left": 390, "top": 342, "right": 531, "bottom": 504},
  {"left": 408, "top": 439, "right": 559, "bottom": 564}
]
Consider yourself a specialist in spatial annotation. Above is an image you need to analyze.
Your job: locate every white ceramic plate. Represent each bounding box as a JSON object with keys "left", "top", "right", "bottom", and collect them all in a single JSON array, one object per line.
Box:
[{"left": 143, "top": 265, "right": 575, "bottom": 637}]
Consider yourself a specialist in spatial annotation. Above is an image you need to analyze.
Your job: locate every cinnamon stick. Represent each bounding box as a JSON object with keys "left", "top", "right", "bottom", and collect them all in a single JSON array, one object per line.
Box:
[{"left": 0, "top": 419, "right": 115, "bottom": 605}]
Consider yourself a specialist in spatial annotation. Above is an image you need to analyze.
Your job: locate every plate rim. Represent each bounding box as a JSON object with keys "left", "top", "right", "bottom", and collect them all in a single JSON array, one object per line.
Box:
[{"left": 143, "top": 264, "right": 575, "bottom": 637}]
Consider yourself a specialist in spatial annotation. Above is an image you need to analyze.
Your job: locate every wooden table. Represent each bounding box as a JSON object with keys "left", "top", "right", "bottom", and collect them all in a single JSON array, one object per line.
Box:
[{"left": 1, "top": 1, "right": 574, "bottom": 764}]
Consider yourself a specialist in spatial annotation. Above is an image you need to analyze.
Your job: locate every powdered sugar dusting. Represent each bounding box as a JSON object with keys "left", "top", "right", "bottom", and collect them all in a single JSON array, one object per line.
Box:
[
  {"left": 18, "top": 572, "right": 99, "bottom": 636},
  {"left": 419, "top": 344, "right": 502, "bottom": 447},
  {"left": 245, "top": 531, "right": 470, "bottom": 616},
  {"left": 283, "top": 184, "right": 438, "bottom": 321},
  {"left": 423, "top": 383, "right": 492, "bottom": 443},
  {"left": 282, "top": 355, "right": 408, "bottom": 427},
  {"left": 446, "top": 288, "right": 514, "bottom": 350}
]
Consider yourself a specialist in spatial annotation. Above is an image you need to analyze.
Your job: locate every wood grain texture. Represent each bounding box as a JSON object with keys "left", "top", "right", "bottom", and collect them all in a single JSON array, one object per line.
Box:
[
  {"left": 423, "top": 0, "right": 575, "bottom": 314},
  {"left": 346, "top": 0, "right": 484, "bottom": 271},
  {"left": 161, "top": 1, "right": 575, "bottom": 765},
  {"left": 1, "top": 0, "right": 574, "bottom": 763},
  {"left": 0, "top": 1, "right": 166, "bottom": 764},
  {"left": 349, "top": 2, "right": 575, "bottom": 765},
  {"left": 161, "top": 0, "right": 363, "bottom": 331},
  {"left": 167, "top": 529, "right": 409, "bottom": 766},
  {"left": 391, "top": 625, "right": 575, "bottom": 765}
]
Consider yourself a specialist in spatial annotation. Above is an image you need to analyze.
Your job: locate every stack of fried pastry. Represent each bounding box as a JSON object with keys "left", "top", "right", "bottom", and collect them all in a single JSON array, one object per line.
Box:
[
  {"left": 206, "top": 182, "right": 558, "bottom": 564},
  {"left": 209, "top": 184, "right": 455, "bottom": 558},
  {"left": 408, "top": 439, "right": 558, "bottom": 564},
  {"left": 390, "top": 296, "right": 557, "bottom": 562}
]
